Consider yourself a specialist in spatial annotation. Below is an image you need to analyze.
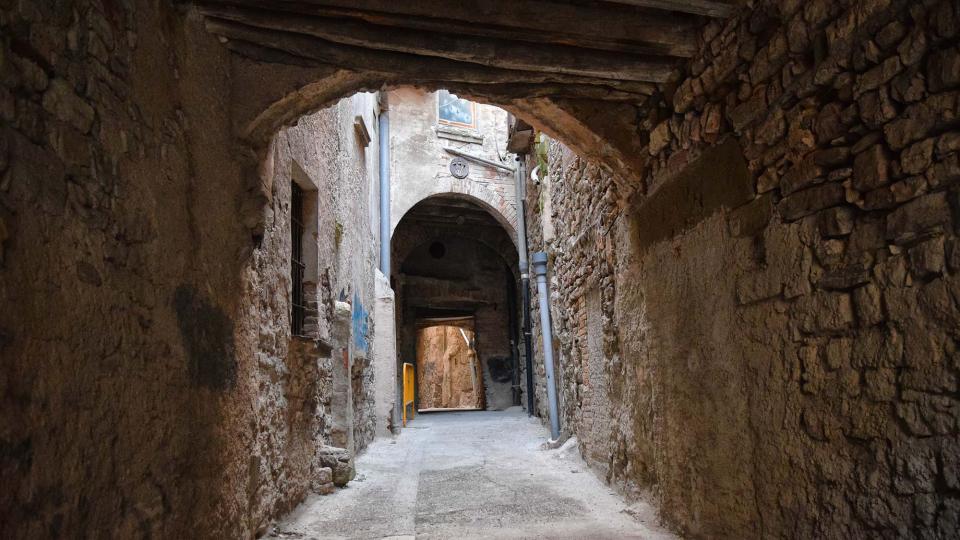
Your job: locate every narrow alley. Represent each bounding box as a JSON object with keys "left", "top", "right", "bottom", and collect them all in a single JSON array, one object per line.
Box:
[
  {"left": 268, "top": 410, "right": 674, "bottom": 540},
  {"left": 3, "top": 0, "right": 960, "bottom": 538}
]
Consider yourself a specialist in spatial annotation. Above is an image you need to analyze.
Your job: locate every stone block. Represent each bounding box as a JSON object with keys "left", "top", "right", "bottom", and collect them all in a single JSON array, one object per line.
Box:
[
  {"left": 927, "top": 45, "right": 960, "bottom": 93},
  {"left": 907, "top": 236, "right": 945, "bottom": 278},
  {"left": 947, "top": 237, "right": 960, "bottom": 272},
  {"left": 918, "top": 278, "right": 960, "bottom": 329},
  {"left": 818, "top": 206, "right": 855, "bottom": 237},
  {"left": 756, "top": 168, "right": 779, "bottom": 193},
  {"left": 888, "top": 176, "right": 927, "bottom": 204},
  {"left": 852, "top": 327, "right": 903, "bottom": 368},
  {"left": 892, "top": 446, "right": 938, "bottom": 494},
  {"left": 896, "top": 402, "right": 933, "bottom": 436},
  {"left": 749, "top": 32, "right": 788, "bottom": 84},
  {"left": 42, "top": 78, "right": 94, "bottom": 133},
  {"left": 925, "top": 153, "right": 960, "bottom": 188},
  {"left": 672, "top": 77, "right": 701, "bottom": 114},
  {"left": 780, "top": 158, "right": 824, "bottom": 195},
  {"left": 901, "top": 366, "right": 958, "bottom": 395},
  {"left": 828, "top": 167, "right": 853, "bottom": 182},
  {"left": 648, "top": 121, "right": 671, "bottom": 155},
  {"left": 316, "top": 466, "right": 333, "bottom": 485},
  {"left": 814, "top": 102, "right": 846, "bottom": 143},
  {"left": 818, "top": 262, "right": 871, "bottom": 290},
  {"left": 854, "top": 55, "right": 902, "bottom": 97},
  {"left": 859, "top": 88, "right": 898, "bottom": 129},
  {"left": 853, "top": 144, "right": 890, "bottom": 191},
  {"left": 885, "top": 192, "right": 952, "bottom": 244},
  {"left": 317, "top": 446, "right": 355, "bottom": 487},
  {"left": 936, "top": 132, "right": 960, "bottom": 157},
  {"left": 853, "top": 283, "right": 885, "bottom": 326},
  {"left": 875, "top": 21, "right": 906, "bottom": 50},
  {"left": 890, "top": 68, "right": 926, "bottom": 104},
  {"left": 884, "top": 100, "right": 937, "bottom": 150},
  {"left": 812, "top": 147, "right": 851, "bottom": 168},
  {"left": 864, "top": 368, "right": 897, "bottom": 401},
  {"left": 897, "top": 29, "right": 927, "bottom": 67},
  {"left": 815, "top": 238, "right": 846, "bottom": 266},
  {"left": 825, "top": 337, "right": 851, "bottom": 370},
  {"left": 799, "top": 345, "right": 823, "bottom": 394},
  {"left": 796, "top": 291, "right": 854, "bottom": 333},
  {"left": 778, "top": 183, "right": 845, "bottom": 220},
  {"left": 900, "top": 138, "right": 934, "bottom": 175}
]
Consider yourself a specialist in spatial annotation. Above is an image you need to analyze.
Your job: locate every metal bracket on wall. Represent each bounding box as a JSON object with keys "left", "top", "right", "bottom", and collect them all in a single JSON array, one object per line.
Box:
[{"left": 443, "top": 147, "right": 515, "bottom": 173}]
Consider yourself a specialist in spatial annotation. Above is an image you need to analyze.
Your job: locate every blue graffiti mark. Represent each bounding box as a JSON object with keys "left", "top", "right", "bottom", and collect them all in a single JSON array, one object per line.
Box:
[{"left": 352, "top": 290, "right": 369, "bottom": 352}]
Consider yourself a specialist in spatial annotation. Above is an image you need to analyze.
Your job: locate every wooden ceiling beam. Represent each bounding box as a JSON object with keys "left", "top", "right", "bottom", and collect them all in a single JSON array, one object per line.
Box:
[
  {"left": 204, "top": 19, "right": 674, "bottom": 91},
  {"left": 599, "top": 0, "right": 738, "bottom": 18},
  {"left": 203, "top": 0, "right": 702, "bottom": 54},
  {"left": 200, "top": 6, "right": 678, "bottom": 82}
]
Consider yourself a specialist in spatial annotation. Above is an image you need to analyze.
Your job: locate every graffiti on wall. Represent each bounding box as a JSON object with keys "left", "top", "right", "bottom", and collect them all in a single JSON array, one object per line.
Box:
[{"left": 352, "top": 290, "right": 369, "bottom": 353}]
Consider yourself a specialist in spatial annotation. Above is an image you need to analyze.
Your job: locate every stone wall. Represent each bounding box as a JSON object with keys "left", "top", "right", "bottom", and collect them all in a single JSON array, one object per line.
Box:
[
  {"left": 526, "top": 0, "right": 960, "bottom": 537},
  {"left": 388, "top": 87, "right": 517, "bottom": 235},
  {"left": 0, "top": 2, "right": 380, "bottom": 536}
]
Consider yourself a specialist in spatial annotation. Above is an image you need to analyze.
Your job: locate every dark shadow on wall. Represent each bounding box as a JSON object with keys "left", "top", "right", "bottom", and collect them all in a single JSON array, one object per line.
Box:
[{"left": 173, "top": 284, "right": 237, "bottom": 391}]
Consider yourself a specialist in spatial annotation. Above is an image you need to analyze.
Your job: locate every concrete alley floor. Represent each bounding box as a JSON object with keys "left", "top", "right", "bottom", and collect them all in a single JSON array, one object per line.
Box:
[{"left": 267, "top": 408, "right": 676, "bottom": 539}]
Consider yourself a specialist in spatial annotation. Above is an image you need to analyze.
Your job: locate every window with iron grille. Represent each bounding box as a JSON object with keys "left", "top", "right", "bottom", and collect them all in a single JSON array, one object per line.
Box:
[{"left": 290, "top": 181, "right": 306, "bottom": 336}]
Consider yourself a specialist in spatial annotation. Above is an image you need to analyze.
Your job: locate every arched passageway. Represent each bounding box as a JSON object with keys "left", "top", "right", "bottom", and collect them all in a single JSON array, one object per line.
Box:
[
  {"left": 3, "top": 0, "right": 960, "bottom": 539},
  {"left": 391, "top": 195, "right": 520, "bottom": 413}
]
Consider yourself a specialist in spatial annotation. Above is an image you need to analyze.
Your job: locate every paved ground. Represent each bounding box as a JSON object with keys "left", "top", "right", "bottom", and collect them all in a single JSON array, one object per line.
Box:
[{"left": 268, "top": 408, "right": 676, "bottom": 539}]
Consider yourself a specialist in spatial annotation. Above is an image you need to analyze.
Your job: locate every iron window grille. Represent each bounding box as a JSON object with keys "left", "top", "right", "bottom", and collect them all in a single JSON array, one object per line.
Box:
[{"left": 290, "top": 181, "right": 306, "bottom": 336}]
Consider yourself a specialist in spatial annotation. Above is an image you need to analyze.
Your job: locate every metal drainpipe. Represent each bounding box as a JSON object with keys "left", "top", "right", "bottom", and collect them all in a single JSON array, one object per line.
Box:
[
  {"left": 378, "top": 97, "right": 400, "bottom": 430},
  {"left": 515, "top": 157, "right": 536, "bottom": 416},
  {"left": 378, "top": 102, "right": 390, "bottom": 275},
  {"left": 532, "top": 251, "right": 560, "bottom": 440}
]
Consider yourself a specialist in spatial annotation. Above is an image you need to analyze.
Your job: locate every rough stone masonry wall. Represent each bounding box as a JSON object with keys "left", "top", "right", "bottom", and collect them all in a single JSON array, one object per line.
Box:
[
  {"left": 527, "top": 0, "right": 960, "bottom": 538},
  {"left": 0, "top": 1, "right": 378, "bottom": 537}
]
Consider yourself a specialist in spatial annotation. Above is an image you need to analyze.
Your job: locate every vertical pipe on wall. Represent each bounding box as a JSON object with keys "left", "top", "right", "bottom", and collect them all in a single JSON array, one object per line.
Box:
[
  {"left": 515, "top": 157, "right": 536, "bottom": 416},
  {"left": 532, "top": 251, "right": 560, "bottom": 440},
  {"left": 378, "top": 103, "right": 390, "bottom": 275}
]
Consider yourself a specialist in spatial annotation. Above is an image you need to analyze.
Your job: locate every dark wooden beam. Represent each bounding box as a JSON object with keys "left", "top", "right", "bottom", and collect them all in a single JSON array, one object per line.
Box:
[
  {"left": 599, "top": 0, "right": 738, "bottom": 18},
  {"left": 203, "top": 0, "right": 702, "bottom": 54},
  {"left": 204, "top": 19, "right": 673, "bottom": 90},
  {"left": 200, "top": 5, "right": 678, "bottom": 82},
  {"left": 201, "top": 0, "right": 700, "bottom": 56}
]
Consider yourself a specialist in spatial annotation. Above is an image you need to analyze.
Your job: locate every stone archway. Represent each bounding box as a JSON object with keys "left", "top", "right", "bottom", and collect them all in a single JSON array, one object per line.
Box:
[
  {"left": 392, "top": 188, "right": 518, "bottom": 245},
  {"left": 189, "top": 0, "right": 729, "bottom": 194}
]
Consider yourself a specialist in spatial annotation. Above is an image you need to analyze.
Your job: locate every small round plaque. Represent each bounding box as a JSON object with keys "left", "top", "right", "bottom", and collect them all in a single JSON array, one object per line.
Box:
[{"left": 449, "top": 156, "right": 469, "bottom": 179}]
